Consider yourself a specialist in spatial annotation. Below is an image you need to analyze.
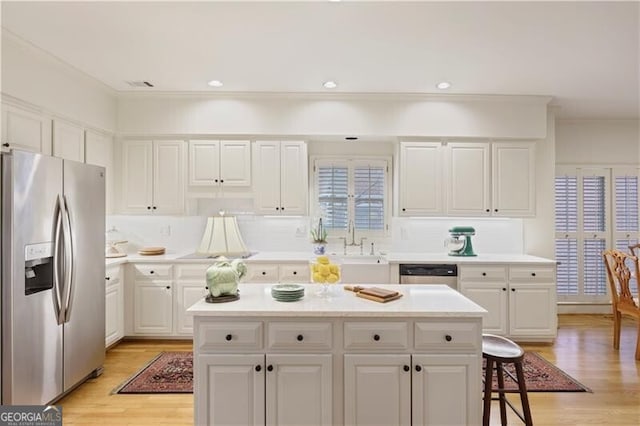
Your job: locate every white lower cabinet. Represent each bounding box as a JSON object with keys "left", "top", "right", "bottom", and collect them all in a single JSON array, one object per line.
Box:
[
  {"left": 266, "top": 354, "right": 332, "bottom": 426},
  {"left": 105, "top": 265, "right": 123, "bottom": 347},
  {"left": 194, "top": 317, "right": 481, "bottom": 426},
  {"left": 133, "top": 280, "right": 173, "bottom": 334},
  {"left": 129, "top": 263, "right": 212, "bottom": 337},
  {"left": 344, "top": 354, "right": 412, "bottom": 426},
  {"left": 412, "top": 354, "right": 479, "bottom": 426},
  {"left": 459, "top": 264, "right": 557, "bottom": 340},
  {"left": 196, "top": 354, "right": 265, "bottom": 426},
  {"left": 245, "top": 262, "right": 310, "bottom": 283}
]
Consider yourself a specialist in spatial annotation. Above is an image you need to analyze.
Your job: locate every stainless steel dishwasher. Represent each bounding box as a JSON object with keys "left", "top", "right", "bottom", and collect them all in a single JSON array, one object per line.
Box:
[{"left": 399, "top": 264, "right": 458, "bottom": 289}]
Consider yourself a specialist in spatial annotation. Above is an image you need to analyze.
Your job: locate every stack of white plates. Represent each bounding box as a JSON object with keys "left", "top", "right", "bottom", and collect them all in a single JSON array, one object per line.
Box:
[{"left": 271, "top": 284, "right": 305, "bottom": 302}]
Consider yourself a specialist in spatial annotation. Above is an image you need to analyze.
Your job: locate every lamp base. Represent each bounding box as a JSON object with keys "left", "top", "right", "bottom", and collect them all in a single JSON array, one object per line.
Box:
[{"left": 205, "top": 292, "right": 240, "bottom": 303}]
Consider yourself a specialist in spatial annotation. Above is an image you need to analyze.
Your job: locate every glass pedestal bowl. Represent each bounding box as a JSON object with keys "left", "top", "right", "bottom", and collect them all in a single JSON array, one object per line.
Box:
[{"left": 309, "top": 256, "right": 341, "bottom": 298}]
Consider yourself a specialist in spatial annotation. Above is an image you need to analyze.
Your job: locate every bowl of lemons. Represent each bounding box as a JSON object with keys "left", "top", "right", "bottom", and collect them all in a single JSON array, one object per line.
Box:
[{"left": 310, "top": 255, "right": 341, "bottom": 297}]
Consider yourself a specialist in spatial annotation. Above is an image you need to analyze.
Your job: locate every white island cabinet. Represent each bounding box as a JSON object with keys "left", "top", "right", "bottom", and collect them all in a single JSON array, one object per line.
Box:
[{"left": 189, "top": 283, "right": 485, "bottom": 426}]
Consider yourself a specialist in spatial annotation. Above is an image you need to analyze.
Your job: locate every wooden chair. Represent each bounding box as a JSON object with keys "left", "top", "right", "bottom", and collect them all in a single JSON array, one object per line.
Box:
[
  {"left": 628, "top": 243, "right": 640, "bottom": 258},
  {"left": 602, "top": 249, "right": 640, "bottom": 360}
]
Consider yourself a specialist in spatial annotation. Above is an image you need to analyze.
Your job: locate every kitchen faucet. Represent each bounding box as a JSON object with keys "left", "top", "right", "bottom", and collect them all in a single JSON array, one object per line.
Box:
[{"left": 346, "top": 220, "right": 358, "bottom": 246}]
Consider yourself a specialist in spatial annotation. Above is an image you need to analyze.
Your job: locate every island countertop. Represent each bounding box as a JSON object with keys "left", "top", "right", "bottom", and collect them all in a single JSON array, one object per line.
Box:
[{"left": 187, "top": 283, "right": 486, "bottom": 318}]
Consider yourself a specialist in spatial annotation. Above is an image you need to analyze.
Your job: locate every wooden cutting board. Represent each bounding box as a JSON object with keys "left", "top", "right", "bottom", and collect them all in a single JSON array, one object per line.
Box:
[
  {"left": 138, "top": 246, "right": 166, "bottom": 255},
  {"left": 344, "top": 285, "right": 403, "bottom": 303}
]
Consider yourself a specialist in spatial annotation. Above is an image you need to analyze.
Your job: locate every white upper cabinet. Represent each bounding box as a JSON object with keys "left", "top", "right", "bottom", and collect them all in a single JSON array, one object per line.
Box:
[
  {"left": 492, "top": 142, "right": 536, "bottom": 217},
  {"left": 85, "top": 130, "right": 114, "bottom": 214},
  {"left": 399, "top": 142, "right": 443, "bottom": 215},
  {"left": 188, "top": 140, "right": 251, "bottom": 187},
  {"left": 446, "top": 142, "right": 491, "bottom": 216},
  {"left": 253, "top": 140, "right": 308, "bottom": 215},
  {"left": 53, "top": 119, "right": 85, "bottom": 162},
  {"left": 1, "top": 103, "right": 51, "bottom": 154},
  {"left": 120, "top": 140, "right": 185, "bottom": 214}
]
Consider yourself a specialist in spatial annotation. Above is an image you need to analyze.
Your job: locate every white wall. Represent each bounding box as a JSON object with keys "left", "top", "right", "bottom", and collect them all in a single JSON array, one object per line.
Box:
[
  {"left": 556, "top": 119, "right": 639, "bottom": 165},
  {"left": 1, "top": 30, "right": 117, "bottom": 132},
  {"left": 117, "top": 94, "right": 550, "bottom": 139},
  {"left": 522, "top": 111, "right": 556, "bottom": 258}
]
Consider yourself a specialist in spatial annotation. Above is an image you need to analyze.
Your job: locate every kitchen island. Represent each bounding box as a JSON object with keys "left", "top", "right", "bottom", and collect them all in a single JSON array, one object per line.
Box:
[{"left": 188, "top": 283, "right": 486, "bottom": 426}]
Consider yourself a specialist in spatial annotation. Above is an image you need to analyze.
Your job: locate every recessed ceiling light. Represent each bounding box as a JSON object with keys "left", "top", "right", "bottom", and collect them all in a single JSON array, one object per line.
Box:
[
  {"left": 436, "top": 81, "right": 451, "bottom": 90},
  {"left": 323, "top": 81, "right": 337, "bottom": 89},
  {"left": 208, "top": 80, "right": 223, "bottom": 87}
]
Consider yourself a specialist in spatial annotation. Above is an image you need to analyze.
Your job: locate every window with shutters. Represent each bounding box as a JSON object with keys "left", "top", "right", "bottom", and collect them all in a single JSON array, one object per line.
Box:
[
  {"left": 555, "top": 166, "right": 639, "bottom": 303},
  {"left": 313, "top": 158, "right": 390, "bottom": 237}
]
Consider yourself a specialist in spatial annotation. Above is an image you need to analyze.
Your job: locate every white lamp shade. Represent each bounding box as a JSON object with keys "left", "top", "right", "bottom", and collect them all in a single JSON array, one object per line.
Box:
[{"left": 197, "top": 216, "right": 249, "bottom": 257}]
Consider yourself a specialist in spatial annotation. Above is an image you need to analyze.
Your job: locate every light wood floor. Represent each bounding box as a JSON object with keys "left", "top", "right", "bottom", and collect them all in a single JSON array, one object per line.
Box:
[{"left": 58, "top": 314, "right": 640, "bottom": 425}]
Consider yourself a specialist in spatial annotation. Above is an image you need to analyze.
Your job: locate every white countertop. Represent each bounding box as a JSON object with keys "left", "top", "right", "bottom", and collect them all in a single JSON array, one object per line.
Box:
[
  {"left": 187, "top": 283, "right": 487, "bottom": 318},
  {"left": 107, "top": 250, "right": 555, "bottom": 266},
  {"left": 386, "top": 252, "right": 557, "bottom": 265}
]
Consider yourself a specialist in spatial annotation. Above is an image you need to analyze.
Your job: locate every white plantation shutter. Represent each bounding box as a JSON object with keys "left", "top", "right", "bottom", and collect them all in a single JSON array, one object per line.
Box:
[
  {"left": 354, "top": 165, "right": 385, "bottom": 230},
  {"left": 555, "top": 168, "right": 610, "bottom": 303},
  {"left": 314, "top": 158, "right": 389, "bottom": 235},
  {"left": 317, "top": 164, "right": 349, "bottom": 230},
  {"left": 555, "top": 238, "right": 578, "bottom": 295},
  {"left": 615, "top": 175, "right": 639, "bottom": 232},
  {"left": 613, "top": 168, "right": 640, "bottom": 295}
]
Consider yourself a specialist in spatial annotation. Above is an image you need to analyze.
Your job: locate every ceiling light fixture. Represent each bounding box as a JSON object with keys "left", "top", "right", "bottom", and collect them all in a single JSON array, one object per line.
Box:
[
  {"left": 436, "top": 81, "right": 451, "bottom": 90},
  {"left": 208, "top": 80, "right": 223, "bottom": 87},
  {"left": 323, "top": 81, "right": 337, "bottom": 89}
]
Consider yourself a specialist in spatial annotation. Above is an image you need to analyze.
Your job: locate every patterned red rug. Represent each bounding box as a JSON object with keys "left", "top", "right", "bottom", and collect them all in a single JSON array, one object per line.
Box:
[
  {"left": 114, "top": 351, "right": 591, "bottom": 394},
  {"left": 483, "top": 352, "right": 591, "bottom": 392},
  {"left": 114, "top": 352, "right": 193, "bottom": 394}
]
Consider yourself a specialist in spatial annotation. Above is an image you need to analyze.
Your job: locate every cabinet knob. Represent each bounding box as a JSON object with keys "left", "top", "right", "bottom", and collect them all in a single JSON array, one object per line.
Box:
[
  {"left": 105, "top": 277, "right": 110, "bottom": 280},
  {"left": 220, "top": 179, "right": 224, "bottom": 183},
  {"left": 267, "top": 365, "right": 273, "bottom": 372},
  {"left": 296, "top": 334, "right": 304, "bottom": 342},
  {"left": 214, "top": 179, "right": 219, "bottom": 183},
  {"left": 150, "top": 270, "right": 154, "bottom": 274},
  {"left": 403, "top": 365, "right": 410, "bottom": 372},
  {"left": 147, "top": 206, "right": 151, "bottom": 210},
  {"left": 402, "top": 208, "right": 406, "bottom": 212},
  {"left": 255, "top": 365, "right": 261, "bottom": 372},
  {"left": 2, "top": 143, "right": 9, "bottom": 147},
  {"left": 415, "top": 365, "right": 422, "bottom": 372},
  {"left": 261, "top": 271, "right": 266, "bottom": 275},
  {"left": 152, "top": 206, "right": 157, "bottom": 210},
  {"left": 494, "top": 209, "right": 498, "bottom": 212},
  {"left": 293, "top": 271, "right": 297, "bottom": 275},
  {"left": 482, "top": 272, "right": 486, "bottom": 276},
  {"left": 165, "top": 286, "right": 170, "bottom": 289},
  {"left": 511, "top": 288, "right": 516, "bottom": 292},
  {"left": 205, "top": 286, "right": 208, "bottom": 290},
  {"left": 373, "top": 334, "right": 380, "bottom": 341},
  {"left": 531, "top": 272, "right": 536, "bottom": 277},
  {"left": 281, "top": 206, "right": 285, "bottom": 211},
  {"left": 486, "top": 209, "right": 490, "bottom": 212},
  {"left": 444, "top": 334, "right": 452, "bottom": 342},
  {"left": 275, "top": 207, "right": 279, "bottom": 211},
  {"left": 225, "top": 334, "right": 232, "bottom": 341},
  {"left": 502, "top": 287, "right": 507, "bottom": 291}
]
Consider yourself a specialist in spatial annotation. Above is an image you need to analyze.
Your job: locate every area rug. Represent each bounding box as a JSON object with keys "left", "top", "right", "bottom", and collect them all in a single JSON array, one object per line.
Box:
[
  {"left": 483, "top": 352, "right": 592, "bottom": 392},
  {"left": 114, "top": 351, "right": 591, "bottom": 394},
  {"left": 114, "top": 352, "right": 193, "bottom": 394}
]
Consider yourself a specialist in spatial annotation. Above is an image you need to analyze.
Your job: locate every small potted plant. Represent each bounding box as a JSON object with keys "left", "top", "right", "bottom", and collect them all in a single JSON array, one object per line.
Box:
[{"left": 311, "top": 218, "right": 328, "bottom": 255}]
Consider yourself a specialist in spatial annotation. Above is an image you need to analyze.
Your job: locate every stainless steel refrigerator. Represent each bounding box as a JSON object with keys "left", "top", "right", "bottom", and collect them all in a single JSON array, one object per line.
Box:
[{"left": 1, "top": 149, "right": 105, "bottom": 405}]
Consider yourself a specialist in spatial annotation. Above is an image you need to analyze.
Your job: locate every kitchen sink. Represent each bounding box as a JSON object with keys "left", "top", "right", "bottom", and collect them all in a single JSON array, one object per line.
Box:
[{"left": 335, "top": 254, "right": 388, "bottom": 265}]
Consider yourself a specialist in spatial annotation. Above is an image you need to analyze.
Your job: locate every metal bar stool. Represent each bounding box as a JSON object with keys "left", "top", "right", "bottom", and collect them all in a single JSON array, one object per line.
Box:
[{"left": 482, "top": 334, "right": 533, "bottom": 426}]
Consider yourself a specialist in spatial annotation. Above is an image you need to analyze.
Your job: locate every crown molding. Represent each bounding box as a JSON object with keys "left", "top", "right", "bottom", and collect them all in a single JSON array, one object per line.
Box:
[{"left": 116, "top": 90, "right": 553, "bottom": 105}]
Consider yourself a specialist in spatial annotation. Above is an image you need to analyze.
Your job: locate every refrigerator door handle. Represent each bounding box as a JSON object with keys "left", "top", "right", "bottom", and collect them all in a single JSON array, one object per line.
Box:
[
  {"left": 53, "top": 194, "right": 65, "bottom": 324},
  {"left": 61, "top": 195, "right": 75, "bottom": 323}
]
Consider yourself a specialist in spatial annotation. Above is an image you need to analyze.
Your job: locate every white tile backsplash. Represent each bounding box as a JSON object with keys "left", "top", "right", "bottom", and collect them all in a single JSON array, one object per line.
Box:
[{"left": 107, "top": 214, "right": 523, "bottom": 256}]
